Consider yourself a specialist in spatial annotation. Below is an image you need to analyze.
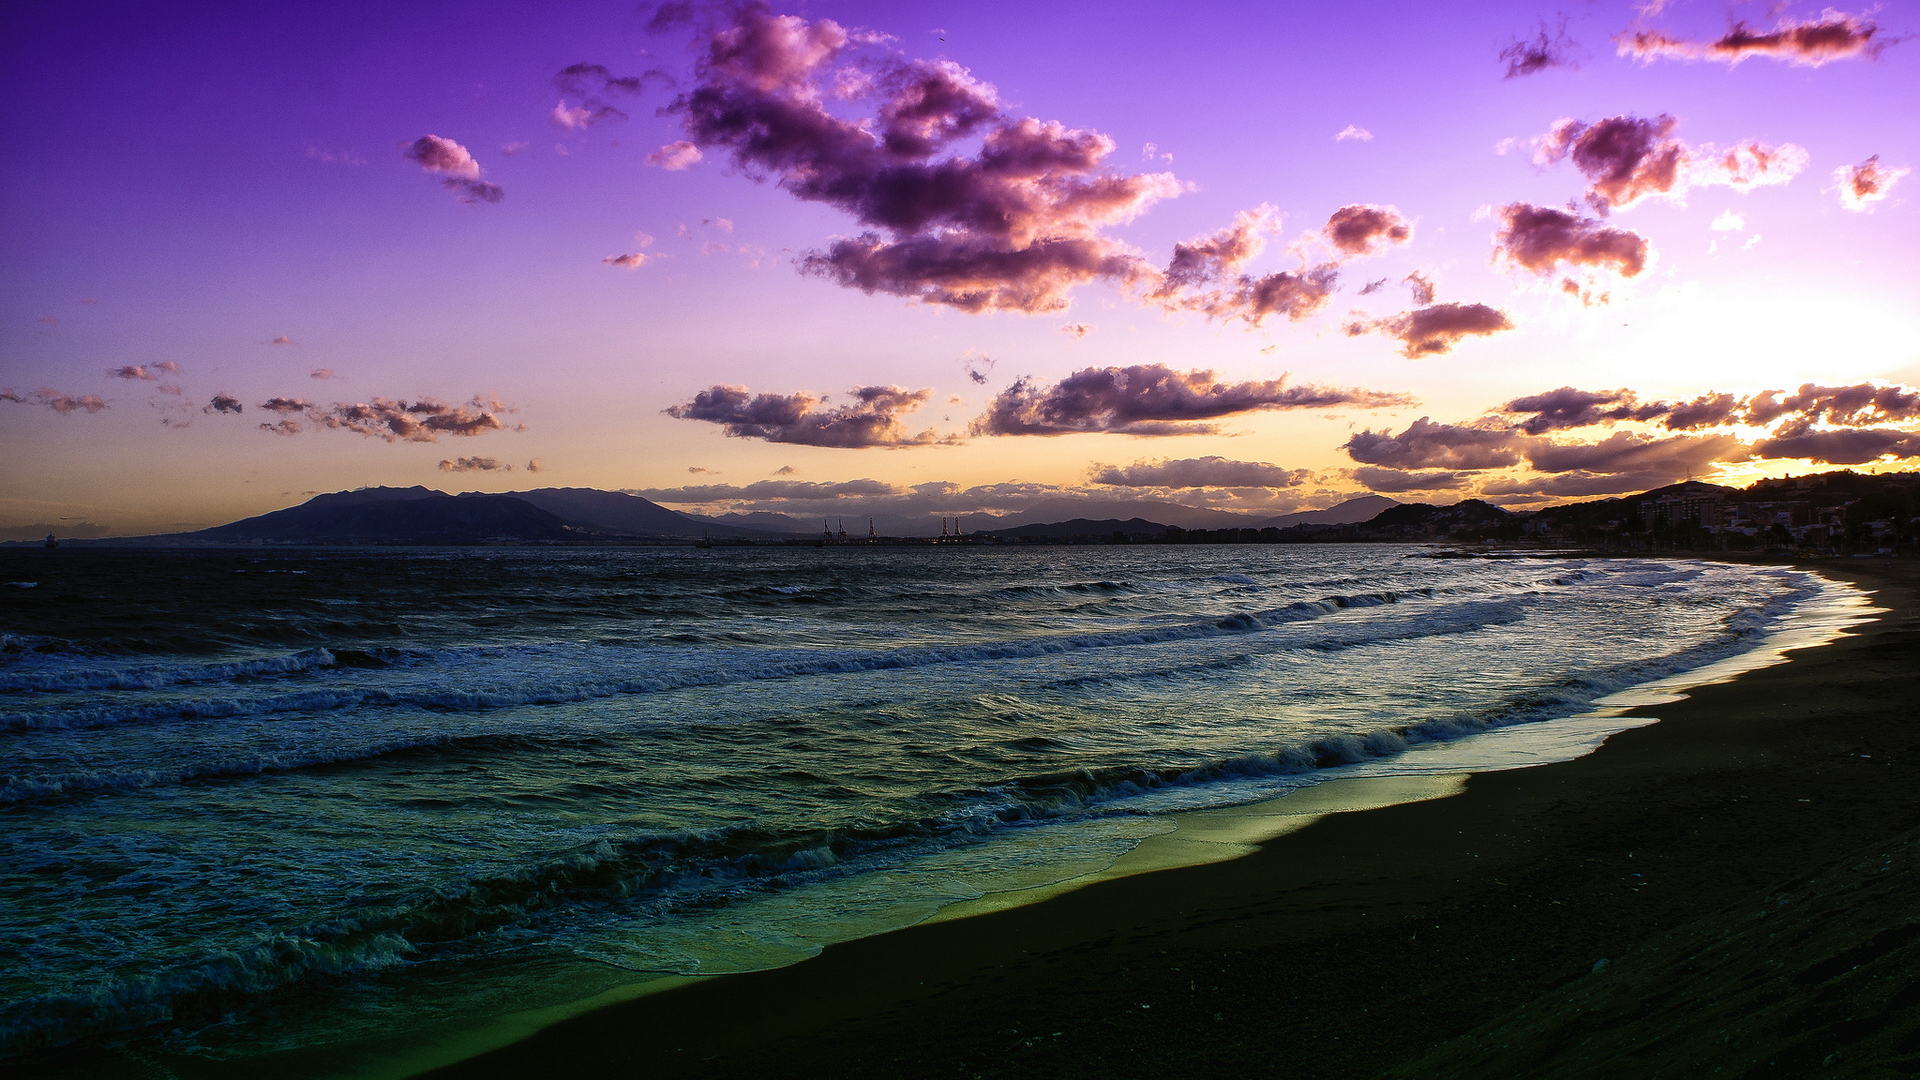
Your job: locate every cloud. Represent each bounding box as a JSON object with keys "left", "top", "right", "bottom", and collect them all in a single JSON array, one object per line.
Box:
[
  {"left": 667, "top": 384, "right": 949, "bottom": 447},
  {"left": 634, "top": 478, "right": 906, "bottom": 503},
  {"left": 1335, "top": 125, "right": 1373, "bottom": 142},
  {"left": 1348, "top": 302, "right": 1515, "bottom": 358},
  {"left": 1500, "top": 380, "right": 1920, "bottom": 434},
  {"left": 1710, "top": 210, "right": 1744, "bottom": 231},
  {"left": 1090, "top": 456, "right": 1311, "bottom": 489},
  {"left": 247, "top": 395, "right": 512, "bottom": 441},
  {"left": 604, "top": 253, "right": 654, "bottom": 269},
  {"left": 1752, "top": 427, "right": 1920, "bottom": 464},
  {"left": 1523, "top": 430, "right": 1747, "bottom": 479},
  {"left": 270, "top": 335, "right": 295, "bottom": 345},
  {"left": 550, "top": 62, "right": 665, "bottom": 128},
  {"left": 1351, "top": 466, "right": 1468, "bottom": 492},
  {"left": 975, "top": 364, "right": 1415, "bottom": 437},
  {"left": 403, "top": 135, "right": 504, "bottom": 204},
  {"left": 1616, "top": 12, "right": 1894, "bottom": 67},
  {"left": 646, "top": 6, "right": 1180, "bottom": 314},
  {"left": 1403, "top": 272, "right": 1435, "bottom": 306},
  {"left": 2, "top": 387, "right": 107, "bottom": 414},
  {"left": 204, "top": 394, "right": 243, "bottom": 414},
  {"left": 1501, "top": 16, "right": 1582, "bottom": 78},
  {"left": 1535, "top": 114, "right": 1806, "bottom": 215},
  {"left": 526, "top": 458, "right": 546, "bottom": 473},
  {"left": 1059, "top": 322, "right": 1092, "bottom": 338},
  {"left": 1345, "top": 417, "right": 1521, "bottom": 471},
  {"left": 1501, "top": 386, "right": 1670, "bottom": 433},
  {"left": 439, "top": 456, "right": 512, "bottom": 472},
  {"left": 311, "top": 368, "right": 339, "bottom": 380},
  {"left": 1492, "top": 202, "right": 1650, "bottom": 282},
  {"left": 1834, "top": 155, "right": 1909, "bottom": 212},
  {"left": 646, "top": 140, "right": 704, "bottom": 170},
  {"left": 108, "top": 365, "right": 160, "bottom": 381},
  {"left": 1322, "top": 204, "right": 1413, "bottom": 257},
  {"left": 1150, "top": 204, "right": 1405, "bottom": 326}
]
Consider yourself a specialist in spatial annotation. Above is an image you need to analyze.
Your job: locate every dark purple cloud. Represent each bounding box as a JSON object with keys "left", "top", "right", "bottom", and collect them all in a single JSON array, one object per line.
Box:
[
  {"left": 551, "top": 62, "right": 664, "bottom": 128},
  {"left": 108, "top": 365, "right": 157, "bottom": 381},
  {"left": 1501, "top": 16, "right": 1582, "bottom": 78},
  {"left": 1535, "top": 115, "right": 1805, "bottom": 214},
  {"left": 1351, "top": 302, "right": 1515, "bottom": 358},
  {"left": 1089, "top": 456, "right": 1311, "bottom": 489},
  {"left": 1522, "top": 431, "right": 1746, "bottom": 477},
  {"left": 1502, "top": 381, "right": 1920, "bottom": 434},
  {"left": 650, "top": 6, "right": 1177, "bottom": 313},
  {"left": 1149, "top": 203, "right": 1410, "bottom": 326},
  {"left": 255, "top": 395, "right": 513, "bottom": 441},
  {"left": 1350, "top": 466, "right": 1468, "bottom": 492},
  {"left": 1835, "top": 155, "right": 1909, "bottom": 212},
  {"left": 1322, "top": 204, "right": 1413, "bottom": 257},
  {"left": 975, "top": 364, "right": 1414, "bottom": 437},
  {"left": 2, "top": 387, "right": 106, "bottom": 414},
  {"left": 1343, "top": 417, "right": 1521, "bottom": 470},
  {"left": 1752, "top": 427, "right": 1920, "bottom": 464},
  {"left": 403, "top": 135, "right": 503, "bottom": 204},
  {"left": 1617, "top": 12, "right": 1895, "bottom": 67},
  {"left": 668, "top": 384, "right": 948, "bottom": 447},
  {"left": 1492, "top": 203, "right": 1649, "bottom": 279},
  {"left": 204, "top": 394, "right": 243, "bottom": 414},
  {"left": 439, "top": 456, "right": 513, "bottom": 472},
  {"left": 630, "top": 478, "right": 906, "bottom": 503},
  {"left": 1500, "top": 386, "right": 1669, "bottom": 433}
]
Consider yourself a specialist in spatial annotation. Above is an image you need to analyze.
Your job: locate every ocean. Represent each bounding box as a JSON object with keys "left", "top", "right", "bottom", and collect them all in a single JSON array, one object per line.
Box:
[{"left": 0, "top": 545, "right": 1868, "bottom": 1076}]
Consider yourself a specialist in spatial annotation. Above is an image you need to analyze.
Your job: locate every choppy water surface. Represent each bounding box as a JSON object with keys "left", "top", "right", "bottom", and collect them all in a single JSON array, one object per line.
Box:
[{"left": 0, "top": 545, "right": 1842, "bottom": 1068}]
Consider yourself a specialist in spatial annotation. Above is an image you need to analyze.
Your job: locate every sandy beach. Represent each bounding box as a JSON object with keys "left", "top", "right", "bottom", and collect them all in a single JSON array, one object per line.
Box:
[{"left": 414, "top": 557, "right": 1920, "bottom": 1079}]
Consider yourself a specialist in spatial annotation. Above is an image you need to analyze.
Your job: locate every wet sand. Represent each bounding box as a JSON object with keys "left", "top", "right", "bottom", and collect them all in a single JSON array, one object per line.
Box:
[{"left": 422, "top": 557, "right": 1920, "bottom": 1079}]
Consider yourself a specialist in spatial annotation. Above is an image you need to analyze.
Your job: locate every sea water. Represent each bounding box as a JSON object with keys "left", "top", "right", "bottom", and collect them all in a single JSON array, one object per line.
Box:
[{"left": 0, "top": 545, "right": 1866, "bottom": 1072}]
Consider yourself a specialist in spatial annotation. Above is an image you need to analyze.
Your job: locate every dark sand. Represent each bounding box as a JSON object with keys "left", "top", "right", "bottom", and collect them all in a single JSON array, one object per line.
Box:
[{"left": 402, "top": 558, "right": 1912, "bottom": 1078}]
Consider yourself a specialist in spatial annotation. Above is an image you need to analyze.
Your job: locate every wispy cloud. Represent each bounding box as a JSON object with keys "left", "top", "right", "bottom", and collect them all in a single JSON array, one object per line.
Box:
[
  {"left": 1617, "top": 11, "right": 1896, "bottom": 67},
  {"left": 974, "top": 364, "right": 1414, "bottom": 437},
  {"left": 1536, "top": 114, "right": 1806, "bottom": 215},
  {"left": 1834, "top": 155, "right": 1909, "bottom": 212},
  {"left": 439, "top": 456, "right": 512, "bottom": 472},
  {"left": 1090, "top": 456, "right": 1311, "bottom": 489},
  {"left": 2, "top": 387, "right": 107, "bottom": 414},
  {"left": 668, "top": 384, "right": 951, "bottom": 447},
  {"left": 1500, "top": 15, "right": 1583, "bottom": 78},
  {"left": 403, "top": 135, "right": 504, "bottom": 204}
]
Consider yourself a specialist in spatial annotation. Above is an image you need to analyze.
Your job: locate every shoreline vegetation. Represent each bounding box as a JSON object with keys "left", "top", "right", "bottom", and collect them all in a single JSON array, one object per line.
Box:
[{"left": 389, "top": 555, "right": 1920, "bottom": 1080}]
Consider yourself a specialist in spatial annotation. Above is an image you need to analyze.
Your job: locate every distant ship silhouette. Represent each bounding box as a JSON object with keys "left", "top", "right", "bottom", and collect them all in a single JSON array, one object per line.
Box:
[{"left": 44, "top": 531, "right": 58, "bottom": 549}]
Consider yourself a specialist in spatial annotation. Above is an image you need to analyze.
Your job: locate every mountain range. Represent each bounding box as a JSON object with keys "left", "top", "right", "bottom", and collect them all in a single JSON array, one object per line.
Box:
[{"left": 128, "top": 487, "right": 1399, "bottom": 544}]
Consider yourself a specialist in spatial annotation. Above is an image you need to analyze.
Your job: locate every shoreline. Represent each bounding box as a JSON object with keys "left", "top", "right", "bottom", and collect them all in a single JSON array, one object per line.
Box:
[
  {"left": 393, "top": 555, "right": 1919, "bottom": 1079},
  {"left": 18, "top": 555, "right": 1909, "bottom": 1078}
]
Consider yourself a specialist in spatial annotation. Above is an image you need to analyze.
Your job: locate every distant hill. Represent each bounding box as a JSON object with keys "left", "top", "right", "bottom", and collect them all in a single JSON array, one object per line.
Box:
[
  {"left": 980, "top": 517, "right": 1172, "bottom": 539},
  {"left": 1248, "top": 495, "right": 1399, "bottom": 530},
  {"left": 1361, "top": 498, "right": 1518, "bottom": 538},
  {"left": 488, "top": 488, "right": 773, "bottom": 538},
  {"left": 190, "top": 489, "right": 586, "bottom": 544},
  {"left": 991, "top": 498, "right": 1257, "bottom": 531}
]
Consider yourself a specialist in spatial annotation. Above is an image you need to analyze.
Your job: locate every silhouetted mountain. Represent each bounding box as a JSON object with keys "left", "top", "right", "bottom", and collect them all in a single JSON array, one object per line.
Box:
[
  {"left": 483, "top": 488, "right": 771, "bottom": 538},
  {"left": 690, "top": 511, "right": 813, "bottom": 534},
  {"left": 992, "top": 498, "right": 1257, "bottom": 531},
  {"left": 980, "top": 518, "right": 1172, "bottom": 538},
  {"left": 1248, "top": 495, "right": 1399, "bottom": 529},
  {"left": 191, "top": 489, "right": 585, "bottom": 543},
  {"left": 1361, "top": 498, "right": 1518, "bottom": 538}
]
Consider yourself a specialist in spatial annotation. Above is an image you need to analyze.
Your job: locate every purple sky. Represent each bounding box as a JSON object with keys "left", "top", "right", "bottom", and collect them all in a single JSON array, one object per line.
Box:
[{"left": 4, "top": 0, "right": 1917, "bottom": 533}]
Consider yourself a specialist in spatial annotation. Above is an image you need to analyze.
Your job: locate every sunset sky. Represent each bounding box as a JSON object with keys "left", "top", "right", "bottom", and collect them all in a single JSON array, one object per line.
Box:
[{"left": 4, "top": 0, "right": 1917, "bottom": 535}]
